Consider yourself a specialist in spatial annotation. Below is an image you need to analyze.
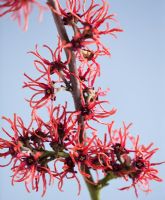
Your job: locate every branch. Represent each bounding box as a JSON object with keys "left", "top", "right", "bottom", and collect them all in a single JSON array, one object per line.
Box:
[
  {"left": 47, "top": 0, "right": 81, "bottom": 110},
  {"left": 47, "top": 0, "right": 85, "bottom": 142},
  {"left": 47, "top": 0, "right": 96, "bottom": 197}
]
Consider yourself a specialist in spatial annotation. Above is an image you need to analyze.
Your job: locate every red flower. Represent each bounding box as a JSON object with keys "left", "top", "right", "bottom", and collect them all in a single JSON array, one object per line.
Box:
[
  {"left": 28, "top": 112, "right": 51, "bottom": 149},
  {"left": 11, "top": 151, "right": 54, "bottom": 197},
  {"left": 79, "top": 1, "right": 123, "bottom": 38},
  {"left": 69, "top": 133, "right": 99, "bottom": 182},
  {"left": 78, "top": 55, "right": 100, "bottom": 87},
  {"left": 0, "top": 114, "right": 33, "bottom": 166},
  {"left": 48, "top": 0, "right": 82, "bottom": 26},
  {"left": 0, "top": 137, "right": 22, "bottom": 167},
  {"left": 46, "top": 103, "right": 79, "bottom": 147},
  {"left": 80, "top": 87, "right": 116, "bottom": 125},
  {"left": 54, "top": 156, "right": 81, "bottom": 195},
  {"left": 23, "top": 72, "right": 59, "bottom": 110},
  {"left": 29, "top": 40, "right": 71, "bottom": 82},
  {"left": 0, "top": 0, "right": 47, "bottom": 31}
]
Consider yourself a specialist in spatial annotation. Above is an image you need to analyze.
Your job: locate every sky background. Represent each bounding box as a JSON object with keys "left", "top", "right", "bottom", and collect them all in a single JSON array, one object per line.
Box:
[{"left": 0, "top": 0, "right": 165, "bottom": 200}]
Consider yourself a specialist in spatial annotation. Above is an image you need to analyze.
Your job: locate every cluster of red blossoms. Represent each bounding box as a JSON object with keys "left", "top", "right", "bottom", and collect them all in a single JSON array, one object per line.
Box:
[{"left": 0, "top": 0, "right": 164, "bottom": 198}]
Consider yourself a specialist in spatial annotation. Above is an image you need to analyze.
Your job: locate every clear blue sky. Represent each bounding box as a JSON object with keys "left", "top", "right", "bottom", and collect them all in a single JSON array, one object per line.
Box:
[{"left": 0, "top": 0, "right": 165, "bottom": 200}]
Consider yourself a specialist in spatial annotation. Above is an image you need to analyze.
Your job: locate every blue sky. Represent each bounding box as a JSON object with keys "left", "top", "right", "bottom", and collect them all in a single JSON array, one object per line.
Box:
[{"left": 0, "top": 0, "right": 165, "bottom": 199}]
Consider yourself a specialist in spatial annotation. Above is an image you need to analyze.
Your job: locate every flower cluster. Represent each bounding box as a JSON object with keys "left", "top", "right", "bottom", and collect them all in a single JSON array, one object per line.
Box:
[
  {"left": 49, "top": 0, "right": 122, "bottom": 85},
  {"left": 0, "top": 0, "right": 164, "bottom": 198},
  {"left": 0, "top": 115, "right": 163, "bottom": 197}
]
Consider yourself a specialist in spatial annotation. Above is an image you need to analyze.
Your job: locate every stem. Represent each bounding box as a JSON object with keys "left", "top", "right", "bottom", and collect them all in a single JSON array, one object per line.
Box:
[
  {"left": 86, "top": 184, "right": 100, "bottom": 200},
  {"left": 47, "top": 0, "right": 81, "bottom": 110},
  {"left": 47, "top": 1, "right": 100, "bottom": 199},
  {"left": 48, "top": 0, "right": 85, "bottom": 142}
]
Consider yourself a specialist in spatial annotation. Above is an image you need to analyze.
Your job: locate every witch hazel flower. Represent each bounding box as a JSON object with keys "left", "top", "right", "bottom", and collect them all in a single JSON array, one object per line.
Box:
[
  {"left": 23, "top": 73, "right": 57, "bottom": 110},
  {"left": 0, "top": 0, "right": 47, "bottom": 31},
  {"left": 48, "top": 0, "right": 82, "bottom": 26},
  {"left": 46, "top": 103, "right": 80, "bottom": 149},
  {"left": 80, "top": 87, "right": 116, "bottom": 126},
  {"left": 69, "top": 133, "right": 98, "bottom": 180},
  {"left": 29, "top": 40, "right": 71, "bottom": 81},
  {"left": 11, "top": 151, "right": 54, "bottom": 197},
  {"left": 28, "top": 114, "right": 51, "bottom": 149},
  {"left": 78, "top": 0, "right": 123, "bottom": 40},
  {"left": 54, "top": 156, "right": 81, "bottom": 194},
  {"left": 0, "top": 114, "right": 33, "bottom": 167},
  {"left": 77, "top": 52, "right": 102, "bottom": 86},
  {"left": 78, "top": 62, "right": 99, "bottom": 87}
]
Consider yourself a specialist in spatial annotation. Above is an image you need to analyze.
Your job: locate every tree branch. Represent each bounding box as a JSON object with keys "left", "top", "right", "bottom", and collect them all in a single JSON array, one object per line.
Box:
[{"left": 47, "top": 1, "right": 97, "bottom": 199}]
